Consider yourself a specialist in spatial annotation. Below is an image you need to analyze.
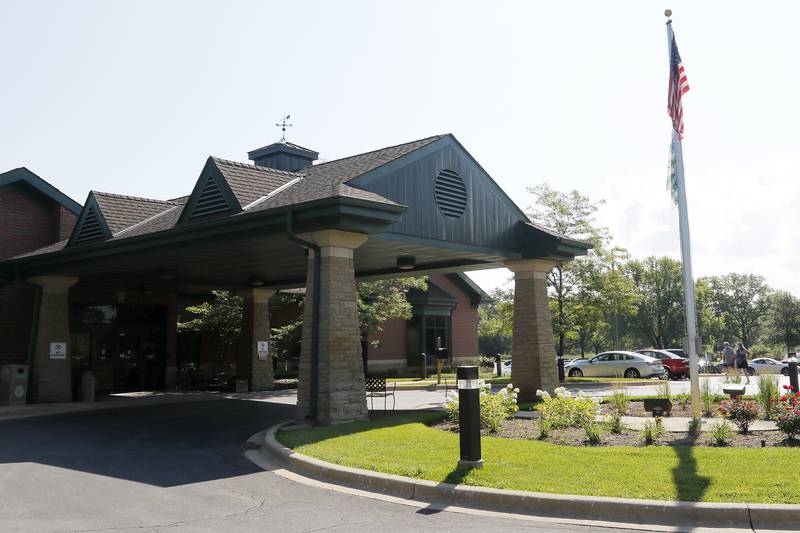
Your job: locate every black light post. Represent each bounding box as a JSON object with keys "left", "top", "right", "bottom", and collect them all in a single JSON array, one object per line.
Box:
[
  {"left": 788, "top": 352, "right": 799, "bottom": 394},
  {"left": 557, "top": 355, "right": 565, "bottom": 383},
  {"left": 457, "top": 366, "right": 483, "bottom": 469},
  {"left": 495, "top": 354, "right": 502, "bottom": 377},
  {"left": 421, "top": 352, "right": 427, "bottom": 380}
]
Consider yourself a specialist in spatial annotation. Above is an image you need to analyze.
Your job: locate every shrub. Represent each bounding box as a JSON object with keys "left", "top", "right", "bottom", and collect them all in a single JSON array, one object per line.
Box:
[
  {"left": 445, "top": 382, "right": 519, "bottom": 433},
  {"left": 641, "top": 417, "right": 664, "bottom": 445},
  {"left": 583, "top": 421, "right": 602, "bottom": 445},
  {"left": 537, "top": 416, "right": 551, "bottom": 439},
  {"left": 609, "top": 385, "right": 630, "bottom": 416},
  {"left": 719, "top": 400, "right": 759, "bottom": 434},
  {"left": 756, "top": 374, "right": 780, "bottom": 420},
  {"left": 607, "top": 412, "right": 626, "bottom": 434},
  {"left": 687, "top": 416, "right": 702, "bottom": 437},
  {"left": 709, "top": 420, "right": 733, "bottom": 446},
  {"left": 701, "top": 379, "right": 723, "bottom": 416},
  {"left": 536, "top": 387, "right": 600, "bottom": 428},
  {"left": 775, "top": 385, "right": 800, "bottom": 441},
  {"left": 479, "top": 354, "right": 498, "bottom": 370},
  {"left": 655, "top": 380, "right": 672, "bottom": 401},
  {"left": 675, "top": 392, "right": 691, "bottom": 411}
]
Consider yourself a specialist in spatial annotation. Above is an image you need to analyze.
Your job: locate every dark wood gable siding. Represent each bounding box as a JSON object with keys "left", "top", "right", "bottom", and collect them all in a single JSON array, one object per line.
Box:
[{"left": 349, "top": 136, "right": 526, "bottom": 254}]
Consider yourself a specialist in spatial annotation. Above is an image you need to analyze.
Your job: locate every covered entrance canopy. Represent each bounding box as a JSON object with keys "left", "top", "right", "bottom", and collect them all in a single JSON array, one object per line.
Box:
[{"left": 0, "top": 134, "right": 589, "bottom": 422}]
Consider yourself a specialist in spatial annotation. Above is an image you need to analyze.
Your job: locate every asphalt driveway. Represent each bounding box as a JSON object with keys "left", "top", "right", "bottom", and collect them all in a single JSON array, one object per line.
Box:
[{"left": 0, "top": 394, "right": 647, "bottom": 532}]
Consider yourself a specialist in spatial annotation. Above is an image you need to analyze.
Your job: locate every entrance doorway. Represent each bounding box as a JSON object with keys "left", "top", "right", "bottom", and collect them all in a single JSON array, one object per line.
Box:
[{"left": 70, "top": 304, "right": 167, "bottom": 393}]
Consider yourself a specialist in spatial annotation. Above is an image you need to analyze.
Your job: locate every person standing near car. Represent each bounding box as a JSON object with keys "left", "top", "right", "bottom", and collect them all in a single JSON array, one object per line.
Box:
[
  {"left": 722, "top": 342, "right": 735, "bottom": 370},
  {"left": 735, "top": 342, "right": 751, "bottom": 384}
]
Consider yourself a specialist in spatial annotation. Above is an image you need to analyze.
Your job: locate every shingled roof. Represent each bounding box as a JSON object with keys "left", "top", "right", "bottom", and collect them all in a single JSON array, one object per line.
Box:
[
  {"left": 93, "top": 192, "right": 178, "bottom": 234},
  {"left": 15, "top": 134, "right": 450, "bottom": 258}
]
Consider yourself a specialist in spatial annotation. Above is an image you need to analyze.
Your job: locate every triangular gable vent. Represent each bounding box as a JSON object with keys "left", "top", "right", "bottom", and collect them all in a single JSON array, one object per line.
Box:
[
  {"left": 68, "top": 193, "right": 112, "bottom": 245},
  {"left": 179, "top": 166, "right": 241, "bottom": 224}
]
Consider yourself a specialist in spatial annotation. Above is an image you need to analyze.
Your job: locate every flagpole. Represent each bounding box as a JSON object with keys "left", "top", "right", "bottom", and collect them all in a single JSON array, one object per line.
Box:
[{"left": 666, "top": 13, "right": 702, "bottom": 418}]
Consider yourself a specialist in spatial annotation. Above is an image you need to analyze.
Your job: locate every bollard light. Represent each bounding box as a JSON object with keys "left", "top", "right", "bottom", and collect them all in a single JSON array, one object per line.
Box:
[
  {"left": 456, "top": 366, "right": 483, "bottom": 469},
  {"left": 495, "top": 354, "right": 502, "bottom": 377},
  {"left": 788, "top": 353, "right": 799, "bottom": 394}
]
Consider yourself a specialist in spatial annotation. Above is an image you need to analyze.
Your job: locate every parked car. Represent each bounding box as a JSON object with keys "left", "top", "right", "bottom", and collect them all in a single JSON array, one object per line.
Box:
[
  {"left": 564, "top": 351, "right": 665, "bottom": 379},
  {"left": 636, "top": 349, "right": 690, "bottom": 380},
  {"left": 749, "top": 357, "right": 790, "bottom": 375},
  {"left": 501, "top": 360, "right": 512, "bottom": 376}
]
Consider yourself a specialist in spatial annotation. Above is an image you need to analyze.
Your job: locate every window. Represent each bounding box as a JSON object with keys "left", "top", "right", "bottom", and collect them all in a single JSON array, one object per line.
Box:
[{"left": 424, "top": 315, "right": 450, "bottom": 356}]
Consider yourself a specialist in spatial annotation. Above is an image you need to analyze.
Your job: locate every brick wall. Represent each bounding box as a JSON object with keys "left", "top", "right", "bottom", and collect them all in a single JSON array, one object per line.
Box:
[
  {"left": 0, "top": 182, "right": 76, "bottom": 260},
  {"left": 0, "top": 182, "right": 80, "bottom": 370},
  {"left": 368, "top": 274, "right": 480, "bottom": 370}
]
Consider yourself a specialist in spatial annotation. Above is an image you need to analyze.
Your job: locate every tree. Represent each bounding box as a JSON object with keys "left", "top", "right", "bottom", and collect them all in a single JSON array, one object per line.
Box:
[
  {"left": 707, "top": 273, "right": 771, "bottom": 348},
  {"left": 478, "top": 287, "right": 513, "bottom": 356},
  {"left": 357, "top": 277, "right": 428, "bottom": 345},
  {"left": 766, "top": 290, "right": 800, "bottom": 352},
  {"left": 527, "top": 184, "right": 611, "bottom": 357},
  {"left": 625, "top": 256, "right": 684, "bottom": 348},
  {"left": 695, "top": 277, "right": 732, "bottom": 352},
  {"left": 178, "top": 290, "right": 244, "bottom": 361}
]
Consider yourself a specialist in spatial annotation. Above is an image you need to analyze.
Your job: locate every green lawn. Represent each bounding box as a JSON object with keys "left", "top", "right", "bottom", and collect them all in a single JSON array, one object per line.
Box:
[{"left": 278, "top": 413, "right": 800, "bottom": 504}]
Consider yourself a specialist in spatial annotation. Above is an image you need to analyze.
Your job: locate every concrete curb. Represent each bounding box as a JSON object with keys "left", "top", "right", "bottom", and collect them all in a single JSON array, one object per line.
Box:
[{"left": 262, "top": 421, "right": 800, "bottom": 531}]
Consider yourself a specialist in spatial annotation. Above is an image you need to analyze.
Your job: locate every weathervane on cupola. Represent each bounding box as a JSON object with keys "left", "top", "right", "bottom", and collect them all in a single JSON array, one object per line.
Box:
[{"left": 275, "top": 113, "right": 292, "bottom": 142}]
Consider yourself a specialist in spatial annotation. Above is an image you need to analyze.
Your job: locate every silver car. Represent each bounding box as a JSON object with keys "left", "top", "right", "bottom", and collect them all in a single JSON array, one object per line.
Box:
[{"left": 564, "top": 351, "right": 665, "bottom": 379}]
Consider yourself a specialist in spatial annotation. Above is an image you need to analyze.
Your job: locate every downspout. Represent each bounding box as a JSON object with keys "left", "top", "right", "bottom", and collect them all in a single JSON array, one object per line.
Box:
[
  {"left": 286, "top": 212, "right": 319, "bottom": 421},
  {"left": 20, "top": 267, "right": 42, "bottom": 403}
]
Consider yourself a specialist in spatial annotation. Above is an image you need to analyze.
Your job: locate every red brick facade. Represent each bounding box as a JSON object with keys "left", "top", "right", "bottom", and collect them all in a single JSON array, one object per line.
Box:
[
  {"left": 367, "top": 274, "right": 480, "bottom": 372},
  {"left": 0, "top": 178, "right": 79, "bottom": 368}
]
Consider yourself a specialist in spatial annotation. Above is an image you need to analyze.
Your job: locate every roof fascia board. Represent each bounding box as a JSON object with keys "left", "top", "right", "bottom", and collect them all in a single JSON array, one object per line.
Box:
[
  {"left": 444, "top": 272, "right": 491, "bottom": 305},
  {"left": 0, "top": 168, "right": 82, "bottom": 214}
]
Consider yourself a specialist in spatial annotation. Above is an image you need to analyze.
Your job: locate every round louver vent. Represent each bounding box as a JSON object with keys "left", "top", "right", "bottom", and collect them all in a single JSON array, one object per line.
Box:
[{"left": 434, "top": 169, "right": 468, "bottom": 219}]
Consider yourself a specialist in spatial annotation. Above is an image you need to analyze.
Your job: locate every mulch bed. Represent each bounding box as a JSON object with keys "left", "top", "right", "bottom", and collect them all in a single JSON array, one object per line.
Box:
[{"left": 433, "top": 408, "right": 800, "bottom": 448}]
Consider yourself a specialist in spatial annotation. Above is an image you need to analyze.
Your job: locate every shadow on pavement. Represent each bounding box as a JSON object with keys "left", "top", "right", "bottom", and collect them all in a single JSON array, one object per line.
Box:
[{"left": 0, "top": 396, "right": 295, "bottom": 488}]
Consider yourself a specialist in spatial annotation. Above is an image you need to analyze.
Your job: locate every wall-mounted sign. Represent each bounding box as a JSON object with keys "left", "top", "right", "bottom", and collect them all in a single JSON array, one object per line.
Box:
[
  {"left": 49, "top": 342, "right": 67, "bottom": 359},
  {"left": 257, "top": 341, "right": 269, "bottom": 361}
]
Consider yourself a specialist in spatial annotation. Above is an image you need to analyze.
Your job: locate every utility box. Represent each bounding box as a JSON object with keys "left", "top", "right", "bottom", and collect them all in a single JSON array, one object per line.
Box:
[{"left": 0, "top": 365, "right": 29, "bottom": 405}]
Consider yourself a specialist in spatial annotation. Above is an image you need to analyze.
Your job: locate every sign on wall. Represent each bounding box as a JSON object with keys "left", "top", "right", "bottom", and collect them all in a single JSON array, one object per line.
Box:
[
  {"left": 49, "top": 342, "right": 67, "bottom": 359},
  {"left": 257, "top": 341, "right": 269, "bottom": 361}
]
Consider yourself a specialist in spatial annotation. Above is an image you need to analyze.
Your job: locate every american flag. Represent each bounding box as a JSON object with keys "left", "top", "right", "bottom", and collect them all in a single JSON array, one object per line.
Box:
[{"left": 668, "top": 32, "right": 690, "bottom": 138}]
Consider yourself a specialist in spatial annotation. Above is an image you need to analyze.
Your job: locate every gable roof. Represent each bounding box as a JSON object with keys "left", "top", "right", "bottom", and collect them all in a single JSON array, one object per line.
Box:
[
  {"left": 444, "top": 273, "right": 492, "bottom": 305},
  {"left": 0, "top": 167, "right": 81, "bottom": 214}
]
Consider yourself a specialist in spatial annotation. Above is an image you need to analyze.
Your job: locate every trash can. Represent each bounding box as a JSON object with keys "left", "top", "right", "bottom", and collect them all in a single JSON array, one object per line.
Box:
[
  {"left": 80, "top": 370, "right": 96, "bottom": 402},
  {"left": 0, "top": 365, "right": 29, "bottom": 405}
]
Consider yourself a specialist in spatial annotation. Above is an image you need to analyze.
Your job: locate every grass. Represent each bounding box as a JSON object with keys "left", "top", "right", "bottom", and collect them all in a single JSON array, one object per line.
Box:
[{"left": 278, "top": 412, "right": 800, "bottom": 504}]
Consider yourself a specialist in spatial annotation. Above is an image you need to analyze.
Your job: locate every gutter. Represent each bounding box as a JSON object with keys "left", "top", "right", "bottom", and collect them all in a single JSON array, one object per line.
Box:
[{"left": 286, "top": 212, "right": 319, "bottom": 421}]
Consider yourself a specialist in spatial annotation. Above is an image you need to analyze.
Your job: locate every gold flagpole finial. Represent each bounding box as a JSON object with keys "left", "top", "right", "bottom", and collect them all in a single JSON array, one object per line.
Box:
[{"left": 664, "top": 9, "right": 672, "bottom": 18}]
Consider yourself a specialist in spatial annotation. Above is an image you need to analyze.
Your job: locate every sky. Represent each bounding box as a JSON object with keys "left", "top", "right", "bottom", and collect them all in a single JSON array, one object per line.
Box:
[{"left": 2, "top": 1, "right": 800, "bottom": 295}]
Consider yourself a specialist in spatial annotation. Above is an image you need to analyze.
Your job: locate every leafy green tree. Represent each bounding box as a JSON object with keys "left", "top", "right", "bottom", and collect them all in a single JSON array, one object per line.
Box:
[
  {"left": 766, "top": 290, "right": 800, "bottom": 352},
  {"left": 527, "top": 184, "right": 611, "bottom": 357},
  {"left": 358, "top": 277, "right": 428, "bottom": 345},
  {"left": 178, "top": 290, "right": 244, "bottom": 360},
  {"left": 707, "top": 273, "right": 771, "bottom": 348},
  {"left": 478, "top": 287, "right": 513, "bottom": 356},
  {"left": 625, "top": 256, "right": 684, "bottom": 348}
]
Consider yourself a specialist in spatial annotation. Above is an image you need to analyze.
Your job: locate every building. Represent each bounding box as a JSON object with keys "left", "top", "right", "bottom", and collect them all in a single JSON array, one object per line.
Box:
[
  {"left": 0, "top": 168, "right": 81, "bottom": 370},
  {"left": 0, "top": 134, "right": 589, "bottom": 423},
  {"left": 366, "top": 273, "right": 489, "bottom": 374}
]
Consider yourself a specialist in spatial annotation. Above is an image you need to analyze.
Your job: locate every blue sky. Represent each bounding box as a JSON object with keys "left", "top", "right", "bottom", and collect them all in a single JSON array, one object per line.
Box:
[{"left": 3, "top": 1, "right": 799, "bottom": 294}]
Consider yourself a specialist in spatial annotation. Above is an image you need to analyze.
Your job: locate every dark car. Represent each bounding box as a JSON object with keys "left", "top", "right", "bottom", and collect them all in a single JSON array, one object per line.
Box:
[{"left": 636, "top": 349, "right": 690, "bottom": 380}]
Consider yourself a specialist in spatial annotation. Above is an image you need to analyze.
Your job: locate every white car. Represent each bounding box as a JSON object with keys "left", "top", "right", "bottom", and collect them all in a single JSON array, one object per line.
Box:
[
  {"left": 501, "top": 360, "right": 512, "bottom": 376},
  {"left": 564, "top": 351, "right": 665, "bottom": 379},
  {"left": 751, "top": 357, "right": 792, "bottom": 376}
]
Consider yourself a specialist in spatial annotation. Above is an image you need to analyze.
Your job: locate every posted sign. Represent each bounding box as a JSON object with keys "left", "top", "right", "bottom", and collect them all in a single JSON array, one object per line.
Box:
[
  {"left": 257, "top": 341, "right": 269, "bottom": 361},
  {"left": 50, "top": 342, "right": 67, "bottom": 359}
]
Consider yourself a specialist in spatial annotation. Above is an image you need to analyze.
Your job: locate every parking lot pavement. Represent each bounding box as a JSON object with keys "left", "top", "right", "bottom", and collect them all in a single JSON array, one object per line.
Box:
[{"left": 0, "top": 393, "right": 647, "bottom": 533}]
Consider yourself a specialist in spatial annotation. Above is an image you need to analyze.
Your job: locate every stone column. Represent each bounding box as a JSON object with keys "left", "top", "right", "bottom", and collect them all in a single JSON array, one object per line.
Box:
[
  {"left": 505, "top": 260, "right": 558, "bottom": 402},
  {"left": 238, "top": 288, "right": 276, "bottom": 391},
  {"left": 28, "top": 275, "right": 79, "bottom": 403},
  {"left": 296, "top": 229, "right": 368, "bottom": 424}
]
